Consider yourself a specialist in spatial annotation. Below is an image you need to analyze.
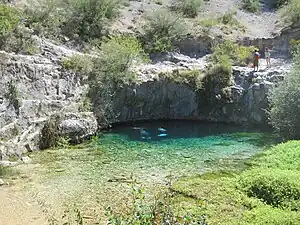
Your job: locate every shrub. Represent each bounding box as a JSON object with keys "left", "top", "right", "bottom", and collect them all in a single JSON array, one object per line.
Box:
[
  {"left": 239, "top": 168, "right": 300, "bottom": 210},
  {"left": 171, "top": 0, "right": 203, "bottom": 18},
  {"left": 290, "top": 39, "right": 300, "bottom": 56},
  {"left": 242, "top": 0, "right": 260, "bottom": 13},
  {"left": 160, "top": 69, "right": 206, "bottom": 90},
  {"left": 24, "top": 0, "right": 69, "bottom": 39},
  {"left": 4, "top": 80, "right": 20, "bottom": 115},
  {"left": 281, "top": 0, "right": 300, "bottom": 25},
  {"left": 61, "top": 0, "right": 121, "bottom": 42},
  {"left": 39, "top": 115, "right": 60, "bottom": 149},
  {"left": 0, "top": 25, "right": 38, "bottom": 54},
  {"left": 24, "top": 0, "right": 121, "bottom": 43},
  {"left": 61, "top": 54, "right": 94, "bottom": 73},
  {"left": 209, "top": 40, "right": 256, "bottom": 66},
  {"left": 268, "top": 53, "right": 300, "bottom": 139},
  {"left": 89, "top": 35, "right": 149, "bottom": 126},
  {"left": 0, "top": 3, "right": 21, "bottom": 36},
  {"left": 140, "top": 10, "right": 188, "bottom": 53}
]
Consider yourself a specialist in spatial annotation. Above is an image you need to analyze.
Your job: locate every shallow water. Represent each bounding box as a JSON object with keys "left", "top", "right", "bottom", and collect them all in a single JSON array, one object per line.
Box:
[
  {"left": 99, "top": 121, "right": 276, "bottom": 177},
  {"left": 12, "top": 121, "right": 278, "bottom": 224}
]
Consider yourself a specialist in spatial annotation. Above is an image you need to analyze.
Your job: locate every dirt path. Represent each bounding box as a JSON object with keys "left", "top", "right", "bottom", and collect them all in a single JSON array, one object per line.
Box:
[{"left": 0, "top": 186, "right": 48, "bottom": 225}]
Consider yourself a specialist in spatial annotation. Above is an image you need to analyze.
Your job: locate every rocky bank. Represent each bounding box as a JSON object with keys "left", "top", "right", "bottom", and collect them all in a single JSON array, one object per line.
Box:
[{"left": 0, "top": 33, "right": 295, "bottom": 159}]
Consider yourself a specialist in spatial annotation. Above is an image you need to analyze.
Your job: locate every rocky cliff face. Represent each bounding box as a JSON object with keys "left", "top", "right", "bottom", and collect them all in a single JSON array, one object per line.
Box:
[
  {"left": 0, "top": 34, "right": 293, "bottom": 159},
  {"left": 0, "top": 42, "right": 98, "bottom": 159},
  {"left": 111, "top": 55, "right": 291, "bottom": 125}
]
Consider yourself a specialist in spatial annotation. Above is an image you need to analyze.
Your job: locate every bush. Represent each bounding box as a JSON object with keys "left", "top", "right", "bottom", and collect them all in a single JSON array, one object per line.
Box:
[
  {"left": 268, "top": 53, "right": 300, "bottom": 139},
  {"left": 61, "top": 0, "right": 121, "bottom": 42},
  {"left": 140, "top": 10, "right": 188, "bottom": 53},
  {"left": 4, "top": 80, "right": 20, "bottom": 115},
  {"left": 290, "top": 39, "right": 300, "bottom": 56},
  {"left": 39, "top": 115, "right": 60, "bottom": 149},
  {"left": 171, "top": 0, "right": 203, "bottom": 18},
  {"left": 0, "top": 3, "right": 38, "bottom": 54},
  {"left": 209, "top": 40, "right": 256, "bottom": 66},
  {"left": 242, "top": 0, "right": 260, "bottom": 13},
  {"left": 0, "top": 26, "right": 38, "bottom": 54},
  {"left": 61, "top": 54, "right": 94, "bottom": 73},
  {"left": 89, "top": 35, "right": 149, "bottom": 126},
  {"left": 239, "top": 168, "right": 300, "bottom": 210},
  {"left": 24, "top": 0, "right": 69, "bottom": 39},
  {"left": 280, "top": 0, "right": 300, "bottom": 25},
  {"left": 0, "top": 3, "right": 21, "bottom": 36},
  {"left": 24, "top": 0, "right": 121, "bottom": 43},
  {"left": 160, "top": 69, "right": 206, "bottom": 90}
]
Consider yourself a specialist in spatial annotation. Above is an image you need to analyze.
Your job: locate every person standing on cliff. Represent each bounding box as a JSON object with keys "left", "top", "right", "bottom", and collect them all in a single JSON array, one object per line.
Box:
[
  {"left": 253, "top": 49, "right": 261, "bottom": 72},
  {"left": 265, "top": 47, "right": 271, "bottom": 68}
]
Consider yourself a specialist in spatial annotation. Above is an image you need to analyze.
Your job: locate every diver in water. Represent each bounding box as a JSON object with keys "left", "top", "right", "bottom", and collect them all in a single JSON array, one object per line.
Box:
[
  {"left": 140, "top": 128, "right": 151, "bottom": 140},
  {"left": 157, "top": 127, "right": 168, "bottom": 137}
]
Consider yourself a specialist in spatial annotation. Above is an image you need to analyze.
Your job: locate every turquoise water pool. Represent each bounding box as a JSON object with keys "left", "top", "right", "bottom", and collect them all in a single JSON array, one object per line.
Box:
[
  {"left": 96, "top": 121, "right": 277, "bottom": 178},
  {"left": 27, "top": 120, "right": 278, "bottom": 220}
]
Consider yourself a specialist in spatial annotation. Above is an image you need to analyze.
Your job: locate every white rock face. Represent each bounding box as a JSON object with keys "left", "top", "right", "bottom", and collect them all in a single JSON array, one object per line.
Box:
[{"left": 0, "top": 42, "right": 95, "bottom": 159}]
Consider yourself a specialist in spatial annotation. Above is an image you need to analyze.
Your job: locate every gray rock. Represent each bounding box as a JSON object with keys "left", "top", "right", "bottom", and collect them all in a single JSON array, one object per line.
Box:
[
  {"left": 58, "top": 112, "right": 98, "bottom": 143},
  {"left": 21, "top": 156, "right": 32, "bottom": 164},
  {"left": 0, "top": 161, "right": 19, "bottom": 167}
]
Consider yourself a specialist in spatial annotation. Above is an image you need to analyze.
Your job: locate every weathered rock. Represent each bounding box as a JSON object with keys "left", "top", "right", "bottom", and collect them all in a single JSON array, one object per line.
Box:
[
  {"left": 0, "top": 161, "right": 19, "bottom": 167},
  {"left": 57, "top": 112, "right": 98, "bottom": 143},
  {"left": 21, "top": 156, "right": 32, "bottom": 164}
]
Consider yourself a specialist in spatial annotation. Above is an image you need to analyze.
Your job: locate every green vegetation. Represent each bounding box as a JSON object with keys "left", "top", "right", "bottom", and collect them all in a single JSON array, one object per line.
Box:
[
  {"left": 281, "top": 0, "right": 300, "bottom": 25},
  {"left": 61, "top": 0, "right": 120, "bottom": 42},
  {"left": 0, "top": 3, "right": 21, "bottom": 35},
  {"left": 89, "top": 35, "right": 149, "bottom": 125},
  {"left": 268, "top": 50, "right": 300, "bottom": 139},
  {"left": 171, "top": 140, "right": 300, "bottom": 224},
  {"left": 290, "top": 39, "right": 300, "bottom": 55},
  {"left": 160, "top": 69, "right": 206, "bottom": 90},
  {"left": 171, "top": 0, "right": 203, "bottom": 18},
  {"left": 140, "top": 10, "right": 188, "bottom": 53},
  {"left": 0, "top": 3, "right": 37, "bottom": 54},
  {"left": 39, "top": 115, "right": 60, "bottom": 149},
  {"left": 4, "top": 80, "right": 20, "bottom": 115},
  {"left": 209, "top": 40, "right": 256, "bottom": 66},
  {"left": 24, "top": 0, "right": 121, "bottom": 44},
  {"left": 242, "top": 0, "right": 260, "bottom": 13},
  {"left": 61, "top": 54, "right": 93, "bottom": 73}
]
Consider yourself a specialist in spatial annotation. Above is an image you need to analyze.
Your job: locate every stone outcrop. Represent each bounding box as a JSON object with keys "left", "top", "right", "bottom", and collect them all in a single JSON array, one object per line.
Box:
[
  {"left": 0, "top": 42, "right": 97, "bottom": 159},
  {"left": 0, "top": 36, "right": 293, "bottom": 159},
  {"left": 57, "top": 112, "right": 98, "bottom": 143},
  {"left": 110, "top": 55, "right": 291, "bottom": 125}
]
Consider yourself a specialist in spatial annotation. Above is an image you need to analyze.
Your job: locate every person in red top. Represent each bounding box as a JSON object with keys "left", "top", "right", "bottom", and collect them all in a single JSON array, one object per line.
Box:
[{"left": 253, "top": 49, "right": 261, "bottom": 72}]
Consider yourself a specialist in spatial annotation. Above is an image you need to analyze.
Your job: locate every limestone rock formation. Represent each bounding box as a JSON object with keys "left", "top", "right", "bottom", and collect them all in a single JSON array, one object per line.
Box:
[{"left": 57, "top": 112, "right": 98, "bottom": 143}]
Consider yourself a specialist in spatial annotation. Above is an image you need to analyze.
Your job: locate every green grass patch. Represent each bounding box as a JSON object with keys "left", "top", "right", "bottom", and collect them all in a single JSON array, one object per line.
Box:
[
  {"left": 171, "top": 140, "right": 300, "bottom": 224},
  {"left": 242, "top": 0, "right": 261, "bottom": 13}
]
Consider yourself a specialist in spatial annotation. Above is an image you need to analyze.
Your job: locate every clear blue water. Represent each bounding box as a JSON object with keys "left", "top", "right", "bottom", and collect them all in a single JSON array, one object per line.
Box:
[{"left": 95, "top": 121, "right": 277, "bottom": 178}]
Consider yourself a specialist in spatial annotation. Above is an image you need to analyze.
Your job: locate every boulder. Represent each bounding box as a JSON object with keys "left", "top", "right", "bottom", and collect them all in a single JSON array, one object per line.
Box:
[{"left": 57, "top": 112, "right": 98, "bottom": 143}]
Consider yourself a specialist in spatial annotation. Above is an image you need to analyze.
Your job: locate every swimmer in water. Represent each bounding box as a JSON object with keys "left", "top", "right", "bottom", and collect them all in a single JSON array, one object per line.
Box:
[
  {"left": 140, "top": 128, "right": 151, "bottom": 140},
  {"left": 157, "top": 127, "right": 168, "bottom": 137}
]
